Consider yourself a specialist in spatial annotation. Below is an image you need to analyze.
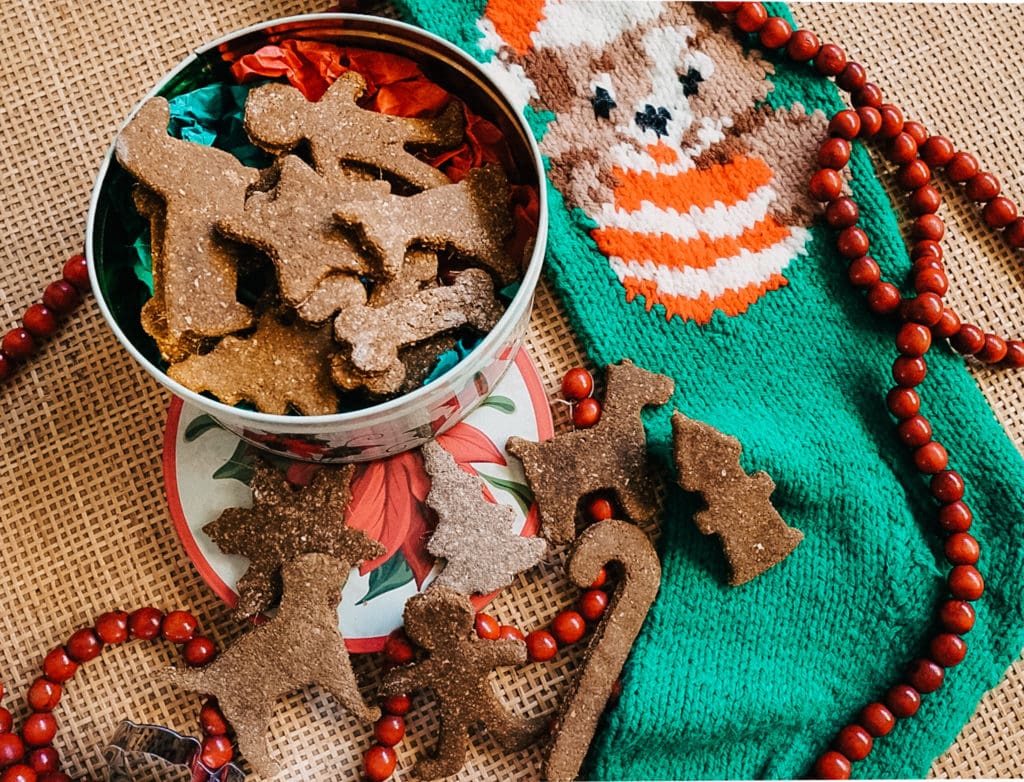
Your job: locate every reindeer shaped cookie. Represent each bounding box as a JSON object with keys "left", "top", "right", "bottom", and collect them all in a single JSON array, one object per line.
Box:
[{"left": 477, "top": 1, "right": 827, "bottom": 323}]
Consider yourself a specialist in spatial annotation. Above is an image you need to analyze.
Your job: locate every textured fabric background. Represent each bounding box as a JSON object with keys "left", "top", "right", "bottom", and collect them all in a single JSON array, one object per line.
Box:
[{"left": 1, "top": 1, "right": 1023, "bottom": 779}]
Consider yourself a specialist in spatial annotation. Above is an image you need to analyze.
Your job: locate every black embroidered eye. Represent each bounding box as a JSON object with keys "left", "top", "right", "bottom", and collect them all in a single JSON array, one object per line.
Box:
[
  {"left": 679, "top": 66, "right": 704, "bottom": 97},
  {"left": 591, "top": 86, "right": 617, "bottom": 119},
  {"left": 635, "top": 104, "right": 671, "bottom": 137}
]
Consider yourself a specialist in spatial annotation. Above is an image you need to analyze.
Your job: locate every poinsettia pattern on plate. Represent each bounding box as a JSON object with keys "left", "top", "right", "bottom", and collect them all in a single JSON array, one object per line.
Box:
[{"left": 166, "top": 348, "right": 553, "bottom": 652}]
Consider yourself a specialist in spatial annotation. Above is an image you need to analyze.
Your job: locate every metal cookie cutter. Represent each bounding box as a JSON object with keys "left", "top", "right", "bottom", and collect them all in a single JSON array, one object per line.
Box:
[{"left": 103, "top": 720, "right": 245, "bottom": 782}]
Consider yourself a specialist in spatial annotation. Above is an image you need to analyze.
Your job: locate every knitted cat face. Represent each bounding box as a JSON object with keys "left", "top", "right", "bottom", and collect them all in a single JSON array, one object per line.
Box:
[{"left": 479, "top": 1, "right": 826, "bottom": 323}]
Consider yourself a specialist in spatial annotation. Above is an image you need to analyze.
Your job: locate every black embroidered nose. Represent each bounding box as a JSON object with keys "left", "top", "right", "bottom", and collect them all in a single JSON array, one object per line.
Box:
[
  {"left": 679, "top": 66, "right": 704, "bottom": 97},
  {"left": 635, "top": 104, "right": 671, "bottom": 137},
  {"left": 591, "top": 86, "right": 617, "bottom": 119}
]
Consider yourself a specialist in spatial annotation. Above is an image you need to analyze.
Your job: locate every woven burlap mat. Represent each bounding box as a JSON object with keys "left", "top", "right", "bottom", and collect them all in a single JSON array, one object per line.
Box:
[{"left": 0, "top": 1, "right": 1021, "bottom": 778}]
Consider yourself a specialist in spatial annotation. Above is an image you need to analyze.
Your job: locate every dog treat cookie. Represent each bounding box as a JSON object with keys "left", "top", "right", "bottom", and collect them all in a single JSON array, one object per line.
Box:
[
  {"left": 367, "top": 248, "right": 438, "bottom": 307},
  {"left": 380, "top": 586, "right": 544, "bottom": 780},
  {"left": 168, "top": 313, "right": 339, "bottom": 415},
  {"left": 202, "top": 458, "right": 384, "bottom": 616},
  {"left": 243, "top": 71, "right": 463, "bottom": 191},
  {"left": 216, "top": 155, "right": 384, "bottom": 307},
  {"left": 544, "top": 520, "right": 661, "bottom": 782},
  {"left": 167, "top": 553, "right": 381, "bottom": 779},
  {"left": 116, "top": 97, "right": 256, "bottom": 341},
  {"left": 332, "top": 268, "right": 504, "bottom": 393},
  {"left": 335, "top": 164, "right": 517, "bottom": 283},
  {"left": 507, "top": 360, "right": 675, "bottom": 544},
  {"left": 294, "top": 272, "right": 368, "bottom": 325},
  {"left": 671, "top": 412, "right": 803, "bottom": 585},
  {"left": 422, "top": 441, "right": 546, "bottom": 594}
]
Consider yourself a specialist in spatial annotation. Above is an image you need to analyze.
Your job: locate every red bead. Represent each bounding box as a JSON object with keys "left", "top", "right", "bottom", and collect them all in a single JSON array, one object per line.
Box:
[
  {"left": 1006, "top": 218, "right": 1024, "bottom": 248},
  {"left": 27, "top": 679, "right": 61, "bottom": 712},
  {"left": 983, "top": 196, "right": 1017, "bottom": 228},
  {"left": 713, "top": 1, "right": 742, "bottom": 10},
  {"left": 950, "top": 324, "right": 986, "bottom": 355},
  {"left": 573, "top": 397, "right": 602, "bottom": 428},
  {"left": 949, "top": 565, "right": 985, "bottom": 601},
  {"left": 91, "top": 612, "right": 128, "bottom": 646},
  {"left": 0, "top": 708, "right": 11, "bottom": 734},
  {"left": 965, "top": 172, "right": 1000, "bottom": 202},
  {"left": 896, "top": 415, "right": 932, "bottom": 448},
  {"left": 42, "top": 281, "right": 79, "bottom": 313},
  {"left": 911, "top": 239, "right": 943, "bottom": 261},
  {"left": 944, "top": 533, "right": 980, "bottom": 566},
  {"left": 0, "top": 734, "right": 25, "bottom": 765},
  {"left": 551, "top": 611, "right": 587, "bottom": 645},
  {"left": 2, "top": 329, "right": 35, "bottom": 361},
  {"left": 906, "top": 658, "right": 945, "bottom": 694},
  {"left": 62, "top": 254, "right": 90, "bottom": 290},
  {"left": 785, "top": 29, "right": 820, "bottom": 62},
  {"left": 859, "top": 702, "right": 895, "bottom": 737},
  {"left": 200, "top": 701, "right": 229, "bottom": 736},
  {"left": 892, "top": 356, "right": 927, "bottom": 388},
  {"left": 813, "top": 43, "right": 847, "bottom": 77},
  {"left": 901, "top": 292, "right": 943, "bottom": 326},
  {"left": 817, "top": 138, "right": 851, "bottom": 169},
  {"left": 930, "top": 470, "right": 964, "bottom": 503},
  {"left": 852, "top": 82, "right": 883, "bottom": 109},
  {"left": 856, "top": 107, "right": 882, "bottom": 138},
  {"left": 847, "top": 256, "right": 880, "bottom": 288},
  {"left": 930, "top": 633, "right": 967, "bottom": 667},
  {"left": 939, "top": 599, "right": 976, "bottom": 634},
  {"left": 184, "top": 636, "right": 218, "bottom": 667},
  {"left": 938, "top": 501, "right": 973, "bottom": 534},
  {"left": 1, "top": 765, "right": 35, "bottom": 782},
  {"left": 578, "top": 589, "right": 609, "bottom": 622},
  {"left": 162, "top": 610, "right": 197, "bottom": 643},
  {"left": 812, "top": 750, "right": 851, "bottom": 779},
  {"left": 41, "top": 648, "right": 77, "bottom": 684},
  {"left": 27, "top": 747, "right": 58, "bottom": 773},
  {"left": 921, "top": 136, "right": 955, "bottom": 167},
  {"left": 825, "top": 197, "right": 858, "bottom": 228},
  {"left": 383, "top": 694, "right": 411, "bottom": 716},
  {"left": 908, "top": 185, "right": 941, "bottom": 215},
  {"left": 0, "top": 354, "right": 11, "bottom": 382},
  {"left": 946, "top": 151, "right": 979, "bottom": 182},
  {"left": 734, "top": 3, "right": 768, "bottom": 32},
  {"left": 498, "top": 625, "right": 525, "bottom": 642},
  {"left": 561, "top": 367, "right": 593, "bottom": 401},
  {"left": 383, "top": 631, "right": 414, "bottom": 665},
  {"left": 22, "top": 305, "right": 58, "bottom": 339},
  {"left": 590, "top": 567, "right": 608, "bottom": 589},
  {"left": 809, "top": 168, "right": 844, "bottom": 201},
  {"left": 1005, "top": 341, "right": 1024, "bottom": 368},
  {"left": 526, "top": 630, "right": 558, "bottom": 662},
  {"left": 21, "top": 714, "right": 56, "bottom": 748},
  {"left": 885, "top": 684, "right": 921, "bottom": 718},
  {"left": 912, "top": 214, "right": 945, "bottom": 241},
  {"left": 937, "top": 309, "right": 958, "bottom": 339},
  {"left": 896, "top": 160, "right": 931, "bottom": 190},
  {"left": 586, "top": 496, "right": 615, "bottom": 522},
  {"left": 865, "top": 282, "right": 901, "bottom": 315},
  {"left": 886, "top": 387, "right": 920, "bottom": 419},
  {"left": 877, "top": 104, "right": 904, "bottom": 139},
  {"left": 895, "top": 322, "right": 932, "bottom": 358},
  {"left": 887, "top": 132, "right": 917, "bottom": 165},
  {"left": 758, "top": 17, "right": 792, "bottom": 48},
  {"left": 364, "top": 745, "right": 397, "bottom": 782},
  {"left": 837, "top": 227, "right": 870, "bottom": 258},
  {"left": 977, "top": 334, "right": 1009, "bottom": 363},
  {"left": 128, "top": 607, "right": 163, "bottom": 640},
  {"left": 474, "top": 613, "right": 501, "bottom": 640},
  {"left": 834, "top": 724, "right": 873, "bottom": 762},
  {"left": 914, "top": 268, "right": 948, "bottom": 296},
  {"left": 827, "top": 110, "right": 861, "bottom": 140},
  {"left": 374, "top": 715, "right": 406, "bottom": 747},
  {"left": 903, "top": 121, "right": 929, "bottom": 146},
  {"left": 914, "top": 441, "right": 948, "bottom": 474},
  {"left": 836, "top": 62, "right": 867, "bottom": 91},
  {"left": 65, "top": 628, "right": 102, "bottom": 663},
  {"left": 199, "top": 735, "right": 233, "bottom": 769}
]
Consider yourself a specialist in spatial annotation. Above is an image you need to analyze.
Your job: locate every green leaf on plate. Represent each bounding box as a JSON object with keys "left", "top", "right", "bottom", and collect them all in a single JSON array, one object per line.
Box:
[
  {"left": 480, "top": 395, "right": 516, "bottom": 414},
  {"left": 212, "top": 441, "right": 255, "bottom": 484},
  {"left": 184, "top": 414, "right": 223, "bottom": 441},
  {"left": 478, "top": 472, "right": 534, "bottom": 514},
  {"left": 358, "top": 549, "right": 414, "bottom": 605}
]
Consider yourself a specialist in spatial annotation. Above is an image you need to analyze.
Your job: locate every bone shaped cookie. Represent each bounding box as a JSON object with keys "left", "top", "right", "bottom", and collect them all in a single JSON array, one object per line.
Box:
[{"left": 243, "top": 71, "right": 463, "bottom": 191}]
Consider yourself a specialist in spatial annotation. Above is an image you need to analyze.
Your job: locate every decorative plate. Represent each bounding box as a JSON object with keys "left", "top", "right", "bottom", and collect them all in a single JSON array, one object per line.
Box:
[{"left": 165, "top": 348, "right": 553, "bottom": 652}]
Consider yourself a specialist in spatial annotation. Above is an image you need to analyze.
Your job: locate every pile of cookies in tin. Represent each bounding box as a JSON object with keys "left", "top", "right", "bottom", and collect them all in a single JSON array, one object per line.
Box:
[{"left": 115, "top": 70, "right": 519, "bottom": 415}]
